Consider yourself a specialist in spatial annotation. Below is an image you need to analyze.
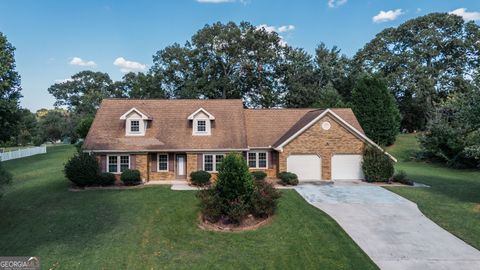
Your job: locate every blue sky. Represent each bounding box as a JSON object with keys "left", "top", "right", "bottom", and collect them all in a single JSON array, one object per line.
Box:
[{"left": 0, "top": 0, "right": 479, "bottom": 111}]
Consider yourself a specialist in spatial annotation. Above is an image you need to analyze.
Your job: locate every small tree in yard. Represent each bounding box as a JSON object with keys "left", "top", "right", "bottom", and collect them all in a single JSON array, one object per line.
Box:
[
  {"left": 351, "top": 75, "right": 400, "bottom": 146},
  {"left": 197, "top": 153, "right": 280, "bottom": 225},
  {"left": 362, "top": 146, "right": 394, "bottom": 182}
]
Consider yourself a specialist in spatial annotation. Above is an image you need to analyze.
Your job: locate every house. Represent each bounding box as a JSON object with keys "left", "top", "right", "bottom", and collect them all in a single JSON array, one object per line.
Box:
[{"left": 83, "top": 99, "right": 395, "bottom": 182}]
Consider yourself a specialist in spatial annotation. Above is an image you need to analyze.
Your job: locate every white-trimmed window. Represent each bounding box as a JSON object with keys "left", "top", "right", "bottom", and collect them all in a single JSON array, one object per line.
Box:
[
  {"left": 194, "top": 119, "right": 210, "bottom": 135},
  {"left": 203, "top": 153, "right": 225, "bottom": 172},
  {"left": 247, "top": 151, "right": 268, "bottom": 169},
  {"left": 108, "top": 155, "right": 130, "bottom": 173},
  {"left": 157, "top": 153, "right": 169, "bottom": 171},
  {"left": 130, "top": 120, "right": 140, "bottom": 132}
]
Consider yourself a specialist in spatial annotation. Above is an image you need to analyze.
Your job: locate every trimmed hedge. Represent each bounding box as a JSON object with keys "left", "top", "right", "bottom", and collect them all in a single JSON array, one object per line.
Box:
[
  {"left": 64, "top": 153, "right": 100, "bottom": 187},
  {"left": 278, "top": 172, "right": 299, "bottom": 186},
  {"left": 98, "top": 172, "right": 116, "bottom": 186},
  {"left": 121, "top": 169, "right": 142, "bottom": 185},
  {"left": 392, "top": 170, "right": 413, "bottom": 186},
  {"left": 251, "top": 171, "right": 267, "bottom": 181},
  {"left": 362, "top": 146, "right": 394, "bottom": 182},
  {"left": 190, "top": 170, "right": 211, "bottom": 186}
]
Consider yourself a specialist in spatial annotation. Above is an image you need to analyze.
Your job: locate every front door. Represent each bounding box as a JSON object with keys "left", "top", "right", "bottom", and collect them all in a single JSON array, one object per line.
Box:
[{"left": 176, "top": 154, "right": 186, "bottom": 179}]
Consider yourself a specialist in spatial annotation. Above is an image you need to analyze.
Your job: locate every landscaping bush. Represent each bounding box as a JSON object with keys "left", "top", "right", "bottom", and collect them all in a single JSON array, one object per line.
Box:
[
  {"left": 251, "top": 171, "right": 267, "bottom": 181},
  {"left": 64, "top": 152, "right": 99, "bottom": 187},
  {"left": 197, "top": 153, "right": 280, "bottom": 225},
  {"left": 190, "top": 170, "right": 211, "bottom": 186},
  {"left": 250, "top": 180, "right": 281, "bottom": 218},
  {"left": 121, "top": 169, "right": 142, "bottom": 185},
  {"left": 215, "top": 153, "right": 254, "bottom": 203},
  {"left": 197, "top": 189, "right": 223, "bottom": 223},
  {"left": 75, "top": 141, "right": 84, "bottom": 153},
  {"left": 392, "top": 170, "right": 413, "bottom": 186},
  {"left": 32, "top": 136, "right": 44, "bottom": 147},
  {"left": 278, "top": 172, "right": 299, "bottom": 186},
  {"left": 98, "top": 172, "right": 116, "bottom": 186},
  {"left": 362, "top": 146, "right": 394, "bottom": 182}
]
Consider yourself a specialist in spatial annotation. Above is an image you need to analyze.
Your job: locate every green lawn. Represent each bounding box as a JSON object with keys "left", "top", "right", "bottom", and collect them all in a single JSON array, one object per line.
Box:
[
  {"left": 386, "top": 134, "right": 480, "bottom": 249},
  {"left": 0, "top": 145, "right": 376, "bottom": 270}
]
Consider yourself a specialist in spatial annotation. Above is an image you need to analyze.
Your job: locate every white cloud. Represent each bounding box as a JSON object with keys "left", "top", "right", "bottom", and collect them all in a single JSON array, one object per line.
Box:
[
  {"left": 69, "top": 57, "right": 96, "bottom": 67},
  {"left": 54, "top": 78, "right": 74, "bottom": 84},
  {"left": 196, "top": 0, "right": 234, "bottom": 3},
  {"left": 449, "top": 8, "right": 480, "bottom": 21},
  {"left": 372, "top": 9, "right": 404, "bottom": 23},
  {"left": 277, "top": 25, "right": 295, "bottom": 33},
  {"left": 113, "top": 57, "right": 147, "bottom": 73},
  {"left": 256, "top": 24, "right": 296, "bottom": 46},
  {"left": 257, "top": 24, "right": 295, "bottom": 33},
  {"left": 328, "top": 0, "right": 347, "bottom": 8}
]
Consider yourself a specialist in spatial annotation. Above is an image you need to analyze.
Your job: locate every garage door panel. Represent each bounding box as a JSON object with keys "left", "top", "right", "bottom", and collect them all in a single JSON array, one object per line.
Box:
[
  {"left": 332, "top": 155, "right": 364, "bottom": 180},
  {"left": 287, "top": 155, "right": 321, "bottom": 181}
]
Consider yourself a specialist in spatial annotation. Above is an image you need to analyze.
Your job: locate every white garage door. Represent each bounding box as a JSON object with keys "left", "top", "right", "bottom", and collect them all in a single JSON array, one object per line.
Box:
[
  {"left": 331, "top": 154, "right": 364, "bottom": 180},
  {"left": 287, "top": 155, "right": 321, "bottom": 181}
]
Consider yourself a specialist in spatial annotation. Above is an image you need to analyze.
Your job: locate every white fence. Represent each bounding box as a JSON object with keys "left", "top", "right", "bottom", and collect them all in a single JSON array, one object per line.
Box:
[{"left": 0, "top": 146, "right": 47, "bottom": 161}]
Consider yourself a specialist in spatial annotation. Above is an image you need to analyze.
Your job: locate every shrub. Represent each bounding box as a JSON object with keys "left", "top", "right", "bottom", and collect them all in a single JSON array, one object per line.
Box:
[
  {"left": 121, "top": 169, "right": 142, "bottom": 185},
  {"left": 250, "top": 180, "right": 281, "bottom": 218},
  {"left": 0, "top": 161, "right": 12, "bottom": 198},
  {"left": 278, "top": 172, "right": 299, "bottom": 186},
  {"left": 190, "top": 170, "right": 211, "bottom": 186},
  {"left": 251, "top": 171, "right": 267, "bottom": 181},
  {"left": 362, "top": 146, "right": 394, "bottom": 182},
  {"left": 98, "top": 172, "right": 116, "bottom": 186},
  {"left": 197, "top": 153, "right": 279, "bottom": 225},
  {"left": 64, "top": 153, "right": 99, "bottom": 187},
  {"left": 392, "top": 170, "right": 413, "bottom": 186},
  {"left": 196, "top": 189, "right": 223, "bottom": 223},
  {"left": 215, "top": 153, "right": 254, "bottom": 202},
  {"left": 32, "top": 136, "right": 44, "bottom": 146}
]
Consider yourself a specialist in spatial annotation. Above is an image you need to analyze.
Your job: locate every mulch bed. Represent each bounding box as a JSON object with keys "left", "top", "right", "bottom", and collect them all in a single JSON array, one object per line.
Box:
[
  {"left": 198, "top": 214, "right": 273, "bottom": 232},
  {"left": 68, "top": 183, "right": 145, "bottom": 192}
]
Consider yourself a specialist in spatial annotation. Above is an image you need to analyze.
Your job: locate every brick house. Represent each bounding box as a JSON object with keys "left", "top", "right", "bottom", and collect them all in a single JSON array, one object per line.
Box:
[{"left": 83, "top": 99, "right": 395, "bottom": 182}]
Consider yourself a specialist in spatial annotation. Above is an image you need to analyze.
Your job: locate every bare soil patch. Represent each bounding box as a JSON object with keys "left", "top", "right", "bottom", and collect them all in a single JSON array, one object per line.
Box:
[{"left": 198, "top": 214, "right": 273, "bottom": 232}]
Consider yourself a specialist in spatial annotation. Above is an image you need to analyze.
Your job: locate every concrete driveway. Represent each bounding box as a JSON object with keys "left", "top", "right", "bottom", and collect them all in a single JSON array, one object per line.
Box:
[{"left": 295, "top": 183, "right": 480, "bottom": 270}]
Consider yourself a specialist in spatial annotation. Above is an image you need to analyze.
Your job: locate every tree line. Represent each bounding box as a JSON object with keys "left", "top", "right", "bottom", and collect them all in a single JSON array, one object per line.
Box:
[{"left": 1, "top": 13, "right": 480, "bottom": 167}]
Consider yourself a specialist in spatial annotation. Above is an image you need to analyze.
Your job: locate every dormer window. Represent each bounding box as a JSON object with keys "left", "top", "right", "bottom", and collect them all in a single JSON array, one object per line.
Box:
[
  {"left": 120, "top": 107, "right": 152, "bottom": 136},
  {"left": 188, "top": 108, "right": 215, "bottom": 136},
  {"left": 130, "top": 120, "right": 140, "bottom": 133},
  {"left": 196, "top": 120, "right": 206, "bottom": 133}
]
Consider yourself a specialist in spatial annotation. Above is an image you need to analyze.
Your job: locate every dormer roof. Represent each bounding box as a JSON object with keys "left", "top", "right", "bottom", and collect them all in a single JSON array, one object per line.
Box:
[
  {"left": 119, "top": 107, "right": 152, "bottom": 120},
  {"left": 187, "top": 108, "right": 215, "bottom": 120}
]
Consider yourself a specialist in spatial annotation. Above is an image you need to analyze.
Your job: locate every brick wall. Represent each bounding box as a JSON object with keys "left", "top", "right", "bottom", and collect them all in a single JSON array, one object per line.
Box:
[{"left": 278, "top": 115, "right": 365, "bottom": 180}]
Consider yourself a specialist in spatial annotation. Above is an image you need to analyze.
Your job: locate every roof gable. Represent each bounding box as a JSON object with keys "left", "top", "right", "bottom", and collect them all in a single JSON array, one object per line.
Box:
[
  {"left": 119, "top": 107, "right": 152, "bottom": 120},
  {"left": 187, "top": 108, "right": 215, "bottom": 120},
  {"left": 273, "top": 109, "right": 396, "bottom": 161}
]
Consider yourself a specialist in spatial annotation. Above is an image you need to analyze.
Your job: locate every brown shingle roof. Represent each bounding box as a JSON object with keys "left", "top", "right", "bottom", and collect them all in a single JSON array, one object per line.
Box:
[
  {"left": 83, "top": 99, "right": 365, "bottom": 151},
  {"left": 83, "top": 99, "right": 248, "bottom": 151}
]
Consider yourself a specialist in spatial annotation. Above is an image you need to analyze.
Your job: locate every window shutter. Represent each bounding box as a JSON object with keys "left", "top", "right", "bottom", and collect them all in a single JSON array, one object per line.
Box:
[
  {"left": 168, "top": 153, "right": 174, "bottom": 172},
  {"left": 130, "top": 154, "right": 136, "bottom": 169},
  {"left": 197, "top": 154, "right": 203, "bottom": 170},
  {"left": 100, "top": 155, "right": 106, "bottom": 173},
  {"left": 268, "top": 151, "right": 274, "bottom": 169},
  {"left": 150, "top": 153, "right": 157, "bottom": 172}
]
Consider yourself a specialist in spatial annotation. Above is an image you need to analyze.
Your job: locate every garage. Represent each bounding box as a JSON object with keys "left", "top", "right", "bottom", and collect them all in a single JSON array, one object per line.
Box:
[
  {"left": 331, "top": 154, "right": 364, "bottom": 180},
  {"left": 287, "top": 155, "right": 321, "bottom": 181}
]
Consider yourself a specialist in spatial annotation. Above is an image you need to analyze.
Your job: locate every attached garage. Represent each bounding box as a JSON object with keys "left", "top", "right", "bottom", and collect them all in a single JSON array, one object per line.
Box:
[
  {"left": 287, "top": 155, "right": 321, "bottom": 181},
  {"left": 331, "top": 154, "right": 364, "bottom": 180}
]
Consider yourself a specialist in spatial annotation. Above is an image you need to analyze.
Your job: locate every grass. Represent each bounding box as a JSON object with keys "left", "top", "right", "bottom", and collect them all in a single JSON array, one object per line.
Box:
[
  {"left": 0, "top": 145, "right": 376, "bottom": 270},
  {"left": 386, "top": 134, "right": 480, "bottom": 249}
]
